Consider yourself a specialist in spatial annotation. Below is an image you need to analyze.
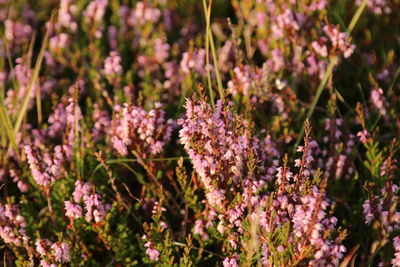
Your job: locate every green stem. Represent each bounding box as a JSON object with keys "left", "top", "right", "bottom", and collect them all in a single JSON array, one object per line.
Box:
[
  {"left": 202, "top": 0, "right": 215, "bottom": 109},
  {"left": 293, "top": 0, "right": 368, "bottom": 152}
]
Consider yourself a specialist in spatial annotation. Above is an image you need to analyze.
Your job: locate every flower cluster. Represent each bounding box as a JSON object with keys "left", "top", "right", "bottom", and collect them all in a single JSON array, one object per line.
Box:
[
  {"left": 393, "top": 236, "right": 400, "bottom": 266},
  {"left": 56, "top": 0, "right": 78, "bottom": 32},
  {"left": 64, "top": 181, "right": 110, "bottom": 223},
  {"left": 0, "top": 203, "right": 28, "bottom": 247},
  {"left": 246, "top": 125, "right": 346, "bottom": 266},
  {"left": 180, "top": 49, "right": 207, "bottom": 75},
  {"left": 4, "top": 20, "right": 32, "bottom": 52},
  {"left": 36, "top": 238, "right": 70, "bottom": 266},
  {"left": 24, "top": 144, "right": 64, "bottom": 187},
  {"left": 356, "top": 0, "right": 391, "bottom": 15},
  {"left": 178, "top": 96, "right": 268, "bottom": 208},
  {"left": 83, "top": 0, "right": 108, "bottom": 38},
  {"left": 144, "top": 239, "right": 160, "bottom": 261},
  {"left": 321, "top": 24, "right": 355, "bottom": 59},
  {"left": 370, "top": 88, "right": 387, "bottom": 116},
  {"left": 111, "top": 103, "right": 173, "bottom": 157},
  {"left": 363, "top": 183, "right": 400, "bottom": 232},
  {"left": 103, "top": 51, "right": 123, "bottom": 79}
]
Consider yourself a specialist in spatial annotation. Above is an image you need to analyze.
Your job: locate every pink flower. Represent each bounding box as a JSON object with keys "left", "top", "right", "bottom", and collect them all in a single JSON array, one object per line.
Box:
[
  {"left": 73, "top": 181, "right": 91, "bottom": 203},
  {"left": 110, "top": 103, "right": 173, "bottom": 157},
  {"left": 357, "top": 129, "right": 370, "bottom": 144},
  {"left": 144, "top": 241, "right": 160, "bottom": 261},
  {"left": 84, "top": 194, "right": 110, "bottom": 223},
  {"left": 146, "top": 247, "right": 160, "bottom": 261},
  {"left": 323, "top": 24, "right": 355, "bottom": 58},
  {"left": 356, "top": 0, "right": 391, "bottom": 15},
  {"left": 393, "top": 236, "right": 400, "bottom": 266},
  {"left": 223, "top": 254, "right": 239, "bottom": 267},
  {"left": 64, "top": 201, "right": 82, "bottom": 219},
  {"left": 370, "top": 88, "right": 387, "bottom": 116},
  {"left": 180, "top": 49, "right": 207, "bottom": 75},
  {"left": 35, "top": 239, "right": 51, "bottom": 256},
  {"left": 9, "top": 170, "right": 28, "bottom": 192},
  {"left": 51, "top": 242, "right": 70, "bottom": 262},
  {"left": 57, "top": 0, "right": 78, "bottom": 32},
  {"left": 24, "top": 144, "right": 64, "bottom": 187},
  {"left": 40, "top": 260, "right": 57, "bottom": 267},
  {"left": 154, "top": 38, "right": 170, "bottom": 63},
  {"left": 103, "top": 51, "right": 123, "bottom": 78}
]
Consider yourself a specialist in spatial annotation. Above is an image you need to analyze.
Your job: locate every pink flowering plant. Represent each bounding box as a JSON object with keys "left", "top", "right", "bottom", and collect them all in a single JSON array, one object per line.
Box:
[{"left": 1, "top": 0, "right": 400, "bottom": 266}]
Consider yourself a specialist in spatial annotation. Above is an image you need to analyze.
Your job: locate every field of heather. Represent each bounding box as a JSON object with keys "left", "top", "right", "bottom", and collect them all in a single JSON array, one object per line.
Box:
[{"left": 1, "top": 0, "right": 400, "bottom": 266}]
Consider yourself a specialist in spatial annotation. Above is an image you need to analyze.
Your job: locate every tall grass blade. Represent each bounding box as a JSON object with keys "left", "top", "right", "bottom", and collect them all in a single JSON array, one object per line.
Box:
[
  {"left": 13, "top": 21, "right": 50, "bottom": 134},
  {"left": 202, "top": 0, "right": 215, "bottom": 109},
  {"left": 293, "top": 0, "right": 368, "bottom": 152}
]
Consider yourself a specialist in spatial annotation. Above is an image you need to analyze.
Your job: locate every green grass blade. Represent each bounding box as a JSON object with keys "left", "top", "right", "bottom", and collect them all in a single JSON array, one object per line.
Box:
[
  {"left": 209, "top": 29, "right": 224, "bottom": 99},
  {"left": 14, "top": 23, "right": 50, "bottom": 135},
  {"left": 347, "top": 0, "right": 368, "bottom": 35},
  {"left": 202, "top": 0, "right": 215, "bottom": 109},
  {"left": 293, "top": 57, "right": 337, "bottom": 152},
  {"left": 202, "top": 0, "right": 224, "bottom": 100},
  {"left": 0, "top": 102, "right": 19, "bottom": 157},
  {"left": 293, "top": 0, "right": 368, "bottom": 152}
]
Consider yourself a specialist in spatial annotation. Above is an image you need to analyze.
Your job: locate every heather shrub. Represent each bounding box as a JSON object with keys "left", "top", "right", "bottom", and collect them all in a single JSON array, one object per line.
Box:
[{"left": 1, "top": 0, "right": 400, "bottom": 266}]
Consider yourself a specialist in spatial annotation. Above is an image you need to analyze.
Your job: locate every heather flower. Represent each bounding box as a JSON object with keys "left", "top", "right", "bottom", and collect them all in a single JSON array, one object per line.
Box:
[
  {"left": 218, "top": 40, "right": 235, "bottom": 73},
  {"left": 107, "top": 25, "right": 118, "bottom": 50},
  {"left": 49, "top": 33, "right": 69, "bottom": 51},
  {"left": 271, "top": 10, "right": 303, "bottom": 39},
  {"left": 223, "top": 254, "right": 239, "bottom": 267},
  {"left": 193, "top": 219, "right": 209, "bottom": 240},
  {"left": 9, "top": 169, "right": 28, "bottom": 192},
  {"left": 357, "top": 129, "right": 370, "bottom": 144},
  {"left": 132, "top": 2, "right": 161, "bottom": 25},
  {"left": 24, "top": 144, "right": 64, "bottom": 187},
  {"left": 307, "top": 0, "right": 327, "bottom": 11},
  {"left": 163, "top": 61, "right": 182, "bottom": 96},
  {"left": 83, "top": 0, "right": 108, "bottom": 38},
  {"left": 64, "top": 201, "right": 82, "bottom": 219},
  {"left": 356, "top": 0, "right": 391, "bottom": 15},
  {"left": 312, "top": 40, "right": 328, "bottom": 57},
  {"left": 84, "top": 0, "right": 107, "bottom": 23},
  {"left": 393, "top": 236, "right": 400, "bottom": 266},
  {"left": 254, "top": 124, "right": 346, "bottom": 266},
  {"left": 180, "top": 49, "right": 207, "bottom": 75},
  {"left": 103, "top": 51, "right": 123, "bottom": 78},
  {"left": 370, "top": 88, "right": 387, "bottom": 116},
  {"left": 179, "top": 97, "right": 269, "bottom": 208},
  {"left": 154, "top": 38, "right": 170, "bottom": 64},
  {"left": 306, "top": 54, "right": 327, "bottom": 78},
  {"left": 323, "top": 24, "right": 355, "bottom": 58},
  {"left": 64, "top": 96, "right": 83, "bottom": 160},
  {"left": 72, "top": 180, "right": 91, "bottom": 202},
  {"left": 227, "top": 65, "right": 252, "bottom": 96},
  {"left": 47, "top": 102, "right": 68, "bottom": 138},
  {"left": 363, "top": 198, "right": 379, "bottom": 225},
  {"left": 268, "top": 48, "right": 285, "bottom": 72},
  {"left": 40, "top": 260, "right": 57, "bottom": 267},
  {"left": 0, "top": 203, "right": 28, "bottom": 246},
  {"left": 5, "top": 58, "right": 38, "bottom": 114},
  {"left": 144, "top": 241, "right": 160, "bottom": 261},
  {"left": 110, "top": 103, "right": 173, "bottom": 157},
  {"left": 92, "top": 104, "right": 111, "bottom": 141},
  {"left": 4, "top": 20, "right": 32, "bottom": 50},
  {"left": 36, "top": 238, "right": 51, "bottom": 256},
  {"left": 51, "top": 242, "right": 70, "bottom": 262},
  {"left": 363, "top": 182, "right": 400, "bottom": 232},
  {"left": 84, "top": 194, "right": 110, "bottom": 223},
  {"left": 57, "top": 0, "right": 77, "bottom": 32}
]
